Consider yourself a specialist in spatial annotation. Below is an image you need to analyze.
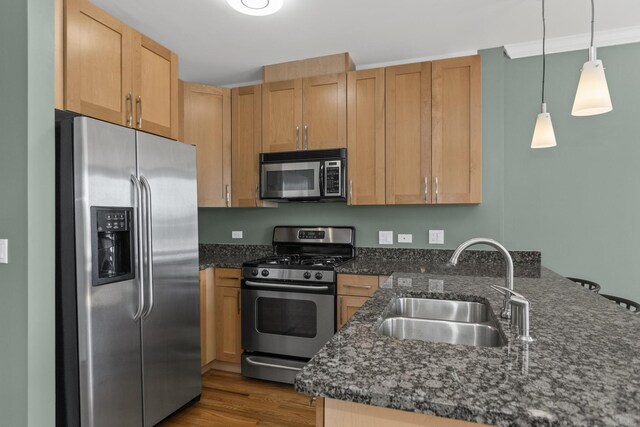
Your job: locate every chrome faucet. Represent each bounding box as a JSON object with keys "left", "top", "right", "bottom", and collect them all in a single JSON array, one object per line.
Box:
[
  {"left": 448, "top": 238, "right": 514, "bottom": 319},
  {"left": 491, "top": 285, "right": 534, "bottom": 342}
]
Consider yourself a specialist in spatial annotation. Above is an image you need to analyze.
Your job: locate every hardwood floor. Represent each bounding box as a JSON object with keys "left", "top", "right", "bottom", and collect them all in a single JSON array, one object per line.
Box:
[{"left": 160, "top": 370, "right": 317, "bottom": 427}]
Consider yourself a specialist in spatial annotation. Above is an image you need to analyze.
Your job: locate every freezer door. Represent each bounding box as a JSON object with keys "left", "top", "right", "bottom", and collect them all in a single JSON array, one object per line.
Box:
[
  {"left": 73, "top": 117, "right": 143, "bottom": 427},
  {"left": 137, "top": 131, "right": 201, "bottom": 426}
]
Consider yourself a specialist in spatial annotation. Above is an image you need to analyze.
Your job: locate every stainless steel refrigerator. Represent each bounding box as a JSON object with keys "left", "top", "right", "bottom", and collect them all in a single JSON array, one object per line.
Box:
[{"left": 55, "top": 116, "right": 201, "bottom": 427}]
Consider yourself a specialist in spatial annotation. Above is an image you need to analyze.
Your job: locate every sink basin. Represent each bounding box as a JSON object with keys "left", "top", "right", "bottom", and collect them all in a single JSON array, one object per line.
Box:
[
  {"left": 377, "top": 317, "right": 505, "bottom": 347},
  {"left": 388, "top": 298, "right": 490, "bottom": 323},
  {"left": 377, "top": 298, "right": 506, "bottom": 348}
]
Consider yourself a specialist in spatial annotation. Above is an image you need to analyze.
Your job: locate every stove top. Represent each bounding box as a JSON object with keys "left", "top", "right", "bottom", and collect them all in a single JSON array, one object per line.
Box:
[{"left": 247, "top": 255, "right": 346, "bottom": 268}]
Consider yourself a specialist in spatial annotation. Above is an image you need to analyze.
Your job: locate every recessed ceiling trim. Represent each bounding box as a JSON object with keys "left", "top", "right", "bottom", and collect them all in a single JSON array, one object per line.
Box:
[
  {"left": 356, "top": 50, "right": 479, "bottom": 70},
  {"left": 505, "top": 25, "right": 640, "bottom": 59}
]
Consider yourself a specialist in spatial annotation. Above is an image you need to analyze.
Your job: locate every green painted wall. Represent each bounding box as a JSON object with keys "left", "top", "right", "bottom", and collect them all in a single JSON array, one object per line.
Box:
[
  {"left": 0, "top": 0, "right": 55, "bottom": 425},
  {"left": 200, "top": 44, "right": 640, "bottom": 301}
]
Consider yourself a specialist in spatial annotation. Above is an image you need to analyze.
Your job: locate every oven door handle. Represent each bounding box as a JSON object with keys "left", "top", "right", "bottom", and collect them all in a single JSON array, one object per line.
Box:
[
  {"left": 244, "top": 280, "right": 329, "bottom": 292},
  {"left": 245, "top": 357, "right": 302, "bottom": 372}
]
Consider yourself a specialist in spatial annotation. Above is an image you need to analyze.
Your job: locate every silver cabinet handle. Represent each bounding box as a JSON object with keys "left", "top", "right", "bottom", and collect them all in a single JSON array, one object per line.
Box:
[
  {"left": 435, "top": 176, "right": 439, "bottom": 204},
  {"left": 126, "top": 93, "right": 133, "bottom": 127},
  {"left": 304, "top": 125, "right": 309, "bottom": 150},
  {"left": 226, "top": 184, "right": 231, "bottom": 207},
  {"left": 255, "top": 184, "right": 259, "bottom": 207},
  {"left": 350, "top": 180, "right": 354, "bottom": 205},
  {"left": 245, "top": 356, "right": 302, "bottom": 372},
  {"left": 295, "top": 126, "right": 300, "bottom": 150},
  {"left": 344, "top": 284, "right": 372, "bottom": 289},
  {"left": 136, "top": 96, "right": 142, "bottom": 129},
  {"left": 424, "top": 177, "right": 428, "bottom": 203},
  {"left": 130, "top": 175, "right": 144, "bottom": 321},
  {"left": 140, "top": 176, "right": 154, "bottom": 319},
  {"left": 244, "top": 280, "right": 328, "bottom": 292}
]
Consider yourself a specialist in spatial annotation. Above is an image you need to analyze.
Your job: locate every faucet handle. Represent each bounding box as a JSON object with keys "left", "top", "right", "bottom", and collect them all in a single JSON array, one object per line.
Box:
[{"left": 490, "top": 285, "right": 526, "bottom": 300}]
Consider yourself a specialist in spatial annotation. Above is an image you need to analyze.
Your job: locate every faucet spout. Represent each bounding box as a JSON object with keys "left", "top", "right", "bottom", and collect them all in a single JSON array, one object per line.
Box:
[{"left": 448, "top": 238, "right": 514, "bottom": 319}]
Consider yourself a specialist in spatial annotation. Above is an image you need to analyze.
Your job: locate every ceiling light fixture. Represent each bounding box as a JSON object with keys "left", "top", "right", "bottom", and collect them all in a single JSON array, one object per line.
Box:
[
  {"left": 531, "top": 0, "right": 557, "bottom": 149},
  {"left": 226, "top": 0, "right": 283, "bottom": 16},
  {"left": 571, "top": 0, "right": 613, "bottom": 116}
]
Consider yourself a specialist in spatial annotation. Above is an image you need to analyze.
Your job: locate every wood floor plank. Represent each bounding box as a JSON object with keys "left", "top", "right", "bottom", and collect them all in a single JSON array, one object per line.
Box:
[{"left": 160, "top": 370, "right": 316, "bottom": 427}]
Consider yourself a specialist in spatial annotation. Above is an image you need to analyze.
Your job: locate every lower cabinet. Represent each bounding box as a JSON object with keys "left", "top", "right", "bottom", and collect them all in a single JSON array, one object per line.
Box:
[
  {"left": 336, "top": 274, "right": 381, "bottom": 329},
  {"left": 199, "top": 268, "right": 215, "bottom": 368},
  {"left": 214, "top": 268, "right": 242, "bottom": 364}
]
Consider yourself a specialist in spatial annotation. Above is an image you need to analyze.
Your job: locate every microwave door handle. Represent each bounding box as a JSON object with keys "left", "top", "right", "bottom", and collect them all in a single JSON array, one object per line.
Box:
[{"left": 319, "top": 162, "right": 325, "bottom": 197}]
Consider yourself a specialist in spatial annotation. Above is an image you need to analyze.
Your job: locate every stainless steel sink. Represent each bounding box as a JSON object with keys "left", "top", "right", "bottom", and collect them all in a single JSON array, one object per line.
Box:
[
  {"left": 377, "top": 317, "right": 505, "bottom": 347},
  {"left": 388, "top": 298, "right": 490, "bottom": 323},
  {"left": 377, "top": 297, "right": 506, "bottom": 348}
]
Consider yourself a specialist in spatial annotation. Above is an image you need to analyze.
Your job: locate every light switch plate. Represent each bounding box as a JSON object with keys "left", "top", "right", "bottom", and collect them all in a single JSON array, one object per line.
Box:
[
  {"left": 429, "top": 230, "right": 444, "bottom": 245},
  {"left": 232, "top": 231, "right": 243, "bottom": 239},
  {"left": 379, "top": 231, "right": 393, "bottom": 245},
  {"left": 0, "top": 239, "right": 7, "bottom": 264},
  {"left": 398, "top": 234, "right": 413, "bottom": 243}
]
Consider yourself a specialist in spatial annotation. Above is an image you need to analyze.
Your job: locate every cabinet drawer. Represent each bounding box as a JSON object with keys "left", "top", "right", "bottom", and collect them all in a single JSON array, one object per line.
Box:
[
  {"left": 337, "top": 274, "right": 379, "bottom": 297},
  {"left": 215, "top": 268, "right": 241, "bottom": 288}
]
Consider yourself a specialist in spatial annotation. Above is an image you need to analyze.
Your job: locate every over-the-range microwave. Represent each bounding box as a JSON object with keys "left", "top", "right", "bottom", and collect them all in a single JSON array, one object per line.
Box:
[{"left": 260, "top": 148, "right": 347, "bottom": 202}]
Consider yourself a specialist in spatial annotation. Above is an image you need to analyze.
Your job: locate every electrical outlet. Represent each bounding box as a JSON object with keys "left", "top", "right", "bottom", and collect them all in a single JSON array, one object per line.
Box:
[
  {"left": 398, "top": 278, "right": 413, "bottom": 287},
  {"left": 429, "top": 230, "right": 444, "bottom": 245},
  {"left": 429, "top": 279, "right": 444, "bottom": 292},
  {"left": 0, "top": 239, "right": 7, "bottom": 264},
  {"left": 379, "top": 231, "right": 393, "bottom": 245},
  {"left": 398, "top": 234, "right": 413, "bottom": 243},
  {"left": 232, "top": 231, "right": 243, "bottom": 239}
]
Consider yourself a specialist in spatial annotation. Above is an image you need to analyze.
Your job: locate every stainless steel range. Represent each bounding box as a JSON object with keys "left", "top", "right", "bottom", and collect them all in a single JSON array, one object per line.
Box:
[{"left": 241, "top": 226, "right": 355, "bottom": 384}]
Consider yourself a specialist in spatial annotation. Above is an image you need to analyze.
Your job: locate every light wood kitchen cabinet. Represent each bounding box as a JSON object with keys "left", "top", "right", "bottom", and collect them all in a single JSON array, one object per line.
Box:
[
  {"left": 60, "top": 0, "right": 179, "bottom": 139},
  {"left": 182, "top": 83, "right": 231, "bottom": 207},
  {"left": 232, "top": 85, "right": 272, "bottom": 208},
  {"left": 337, "top": 274, "right": 381, "bottom": 328},
  {"left": 214, "top": 268, "right": 242, "bottom": 364},
  {"left": 262, "top": 80, "right": 303, "bottom": 152},
  {"left": 431, "top": 55, "right": 482, "bottom": 204},
  {"left": 262, "top": 75, "right": 346, "bottom": 152},
  {"left": 199, "top": 268, "right": 215, "bottom": 369},
  {"left": 346, "top": 68, "right": 386, "bottom": 205},
  {"left": 385, "top": 62, "right": 432, "bottom": 205}
]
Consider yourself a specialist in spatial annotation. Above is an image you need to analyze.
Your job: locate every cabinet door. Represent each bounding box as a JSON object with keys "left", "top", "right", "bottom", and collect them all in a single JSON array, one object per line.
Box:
[
  {"left": 65, "top": 0, "right": 133, "bottom": 126},
  {"left": 215, "top": 286, "right": 242, "bottom": 364},
  {"left": 347, "top": 69, "right": 385, "bottom": 205},
  {"left": 337, "top": 274, "right": 379, "bottom": 297},
  {"left": 337, "top": 296, "right": 369, "bottom": 329},
  {"left": 232, "top": 85, "right": 263, "bottom": 207},
  {"left": 183, "top": 83, "right": 231, "bottom": 207},
  {"left": 432, "top": 55, "right": 482, "bottom": 204},
  {"left": 132, "top": 33, "right": 179, "bottom": 139},
  {"left": 303, "top": 74, "right": 347, "bottom": 150},
  {"left": 262, "top": 80, "right": 303, "bottom": 152},
  {"left": 385, "top": 62, "right": 432, "bottom": 205},
  {"left": 199, "top": 268, "right": 215, "bottom": 368}
]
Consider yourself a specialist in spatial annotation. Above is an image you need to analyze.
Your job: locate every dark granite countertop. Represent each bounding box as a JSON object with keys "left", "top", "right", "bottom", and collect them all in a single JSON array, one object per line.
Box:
[
  {"left": 199, "top": 244, "right": 271, "bottom": 270},
  {"left": 295, "top": 268, "right": 640, "bottom": 426}
]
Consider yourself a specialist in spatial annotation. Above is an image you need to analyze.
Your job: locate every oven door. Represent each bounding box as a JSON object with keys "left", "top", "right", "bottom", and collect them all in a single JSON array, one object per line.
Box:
[
  {"left": 241, "top": 283, "right": 335, "bottom": 359},
  {"left": 260, "top": 161, "right": 321, "bottom": 200}
]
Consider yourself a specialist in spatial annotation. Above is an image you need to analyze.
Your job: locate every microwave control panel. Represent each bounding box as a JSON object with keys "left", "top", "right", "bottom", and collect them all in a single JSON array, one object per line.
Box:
[{"left": 324, "top": 160, "right": 342, "bottom": 196}]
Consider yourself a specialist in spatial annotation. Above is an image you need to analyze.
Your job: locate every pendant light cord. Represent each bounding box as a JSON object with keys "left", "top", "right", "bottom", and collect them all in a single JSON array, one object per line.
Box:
[
  {"left": 542, "top": 0, "right": 546, "bottom": 104},
  {"left": 590, "top": 0, "right": 595, "bottom": 47}
]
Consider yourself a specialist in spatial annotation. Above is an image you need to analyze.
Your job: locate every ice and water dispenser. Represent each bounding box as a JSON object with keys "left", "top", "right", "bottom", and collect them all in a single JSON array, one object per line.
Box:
[{"left": 91, "top": 207, "right": 135, "bottom": 285}]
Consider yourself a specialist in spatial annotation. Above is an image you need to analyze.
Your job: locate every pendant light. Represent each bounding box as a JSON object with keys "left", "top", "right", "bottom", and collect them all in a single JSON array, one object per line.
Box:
[
  {"left": 531, "top": 0, "right": 557, "bottom": 149},
  {"left": 571, "top": 0, "right": 613, "bottom": 116}
]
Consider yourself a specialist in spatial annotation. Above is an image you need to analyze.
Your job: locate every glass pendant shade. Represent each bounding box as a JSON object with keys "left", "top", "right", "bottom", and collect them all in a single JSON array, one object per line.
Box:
[
  {"left": 572, "top": 47, "right": 613, "bottom": 116},
  {"left": 531, "top": 103, "right": 557, "bottom": 149}
]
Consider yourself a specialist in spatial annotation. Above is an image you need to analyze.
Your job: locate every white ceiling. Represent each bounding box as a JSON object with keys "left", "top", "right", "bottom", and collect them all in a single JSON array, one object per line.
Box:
[{"left": 92, "top": 0, "right": 640, "bottom": 87}]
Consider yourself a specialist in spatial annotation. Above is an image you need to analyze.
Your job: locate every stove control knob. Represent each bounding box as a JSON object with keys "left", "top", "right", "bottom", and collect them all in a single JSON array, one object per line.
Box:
[
  {"left": 315, "top": 272, "right": 323, "bottom": 280},
  {"left": 261, "top": 269, "right": 269, "bottom": 277},
  {"left": 303, "top": 271, "right": 312, "bottom": 280},
  {"left": 251, "top": 269, "right": 259, "bottom": 276}
]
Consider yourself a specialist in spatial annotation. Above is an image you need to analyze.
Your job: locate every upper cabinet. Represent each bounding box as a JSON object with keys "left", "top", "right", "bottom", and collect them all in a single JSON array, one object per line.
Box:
[
  {"left": 346, "top": 69, "right": 386, "bottom": 206},
  {"left": 182, "top": 83, "right": 231, "bottom": 208},
  {"left": 431, "top": 55, "right": 482, "bottom": 204},
  {"left": 385, "top": 62, "right": 432, "bottom": 205},
  {"left": 262, "top": 75, "right": 347, "bottom": 152},
  {"left": 59, "top": 0, "right": 179, "bottom": 139}
]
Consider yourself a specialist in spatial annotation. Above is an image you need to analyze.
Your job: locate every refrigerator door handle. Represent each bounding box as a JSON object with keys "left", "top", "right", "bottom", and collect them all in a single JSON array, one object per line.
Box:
[
  {"left": 140, "top": 175, "right": 155, "bottom": 319},
  {"left": 131, "top": 174, "right": 145, "bottom": 321}
]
